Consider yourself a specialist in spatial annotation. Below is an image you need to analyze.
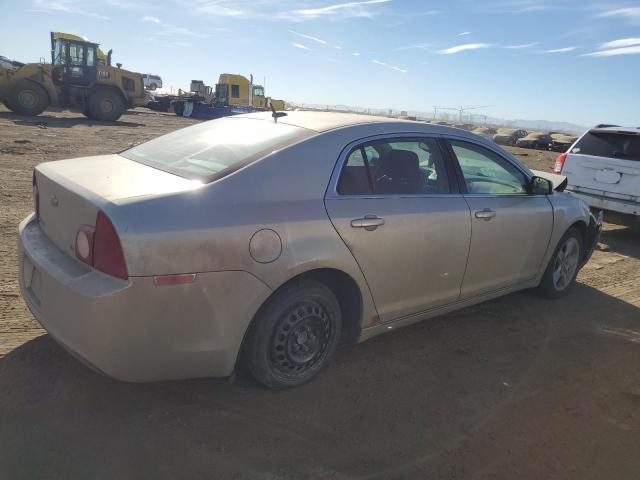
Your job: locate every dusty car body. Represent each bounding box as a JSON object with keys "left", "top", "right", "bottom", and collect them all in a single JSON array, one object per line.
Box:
[
  {"left": 516, "top": 132, "right": 553, "bottom": 149},
  {"left": 549, "top": 133, "right": 578, "bottom": 152},
  {"left": 493, "top": 128, "right": 528, "bottom": 146},
  {"left": 19, "top": 112, "right": 601, "bottom": 388}
]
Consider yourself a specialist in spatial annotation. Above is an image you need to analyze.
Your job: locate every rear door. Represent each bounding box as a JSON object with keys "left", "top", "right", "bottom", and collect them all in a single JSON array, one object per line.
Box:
[
  {"left": 325, "top": 135, "right": 471, "bottom": 322},
  {"left": 564, "top": 129, "right": 640, "bottom": 201},
  {"left": 444, "top": 138, "right": 553, "bottom": 298}
]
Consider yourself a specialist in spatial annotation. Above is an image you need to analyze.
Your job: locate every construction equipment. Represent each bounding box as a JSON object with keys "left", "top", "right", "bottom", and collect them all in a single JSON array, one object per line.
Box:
[
  {"left": 51, "top": 32, "right": 108, "bottom": 65},
  {"left": 214, "top": 74, "right": 285, "bottom": 111},
  {"left": 0, "top": 32, "right": 147, "bottom": 121}
]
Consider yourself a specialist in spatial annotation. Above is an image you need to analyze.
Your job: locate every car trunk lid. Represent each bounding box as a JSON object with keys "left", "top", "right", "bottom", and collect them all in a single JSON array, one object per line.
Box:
[{"left": 34, "top": 154, "right": 202, "bottom": 261}]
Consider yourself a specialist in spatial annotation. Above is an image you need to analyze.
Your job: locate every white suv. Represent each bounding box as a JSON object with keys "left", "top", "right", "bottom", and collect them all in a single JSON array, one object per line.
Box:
[
  {"left": 554, "top": 125, "right": 640, "bottom": 224},
  {"left": 142, "top": 74, "right": 163, "bottom": 90}
]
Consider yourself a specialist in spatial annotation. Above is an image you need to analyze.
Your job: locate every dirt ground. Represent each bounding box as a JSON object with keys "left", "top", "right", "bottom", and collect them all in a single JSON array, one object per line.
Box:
[{"left": 1, "top": 106, "right": 639, "bottom": 480}]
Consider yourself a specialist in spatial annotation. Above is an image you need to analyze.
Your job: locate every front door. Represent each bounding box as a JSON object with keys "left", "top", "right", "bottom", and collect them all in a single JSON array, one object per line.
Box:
[
  {"left": 325, "top": 136, "right": 471, "bottom": 322},
  {"left": 445, "top": 138, "right": 553, "bottom": 298}
]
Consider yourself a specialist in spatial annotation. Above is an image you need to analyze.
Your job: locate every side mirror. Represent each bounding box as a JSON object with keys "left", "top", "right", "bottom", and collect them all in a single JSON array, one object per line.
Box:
[{"left": 529, "top": 176, "right": 553, "bottom": 195}]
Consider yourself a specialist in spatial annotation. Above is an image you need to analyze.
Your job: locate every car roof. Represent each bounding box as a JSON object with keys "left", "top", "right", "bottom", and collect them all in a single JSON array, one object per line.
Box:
[
  {"left": 240, "top": 110, "right": 419, "bottom": 133},
  {"left": 590, "top": 126, "right": 640, "bottom": 135}
]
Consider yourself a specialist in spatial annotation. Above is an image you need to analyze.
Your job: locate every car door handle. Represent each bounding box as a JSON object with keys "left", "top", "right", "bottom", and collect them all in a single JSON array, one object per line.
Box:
[
  {"left": 475, "top": 209, "right": 496, "bottom": 220},
  {"left": 351, "top": 215, "right": 385, "bottom": 230}
]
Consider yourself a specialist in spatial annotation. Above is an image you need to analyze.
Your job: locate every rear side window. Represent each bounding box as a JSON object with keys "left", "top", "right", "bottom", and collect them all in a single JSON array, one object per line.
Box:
[
  {"left": 338, "top": 138, "right": 450, "bottom": 195},
  {"left": 121, "top": 118, "right": 313, "bottom": 182},
  {"left": 573, "top": 132, "right": 640, "bottom": 161}
]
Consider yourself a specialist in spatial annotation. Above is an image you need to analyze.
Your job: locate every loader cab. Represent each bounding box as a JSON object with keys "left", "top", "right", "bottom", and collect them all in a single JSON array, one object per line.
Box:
[
  {"left": 50, "top": 34, "right": 99, "bottom": 88},
  {"left": 215, "top": 83, "right": 228, "bottom": 107}
]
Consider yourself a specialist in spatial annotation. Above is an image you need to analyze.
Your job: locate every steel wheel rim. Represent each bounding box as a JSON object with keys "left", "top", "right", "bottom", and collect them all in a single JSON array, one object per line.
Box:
[
  {"left": 553, "top": 237, "right": 579, "bottom": 291},
  {"left": 269, "top": 300, "right": 334, "bottom": 376},
  {"left": 18, "top": 90, "right": 37, "bottom": 108},
  {"left": 100, "top": 99, "right": 114, "bottom": 114}
]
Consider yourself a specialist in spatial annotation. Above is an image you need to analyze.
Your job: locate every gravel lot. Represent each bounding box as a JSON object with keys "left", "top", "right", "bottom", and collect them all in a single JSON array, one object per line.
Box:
[{"left": 1, "top": 106, "right": 639, "bottom": 480}]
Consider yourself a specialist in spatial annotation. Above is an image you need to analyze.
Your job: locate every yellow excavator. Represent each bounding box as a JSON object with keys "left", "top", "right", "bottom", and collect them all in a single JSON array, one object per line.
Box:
[{"left": 0, "top": 32, "right": 147, "bottom": 121}]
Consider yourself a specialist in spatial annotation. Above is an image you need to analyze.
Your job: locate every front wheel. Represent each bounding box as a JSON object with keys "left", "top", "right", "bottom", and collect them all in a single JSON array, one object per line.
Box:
[
  {"left": 7, "top": 80, "right": 49, "bottom": 116},
  {"left": 88, "top": 89, "right": 124, "bottom": 121},
  {"left": 537, "top": 228, "right": 583, "bottom": 298},
  {"left": 244, "top": 280, "right": 342, "bottom": 389}
]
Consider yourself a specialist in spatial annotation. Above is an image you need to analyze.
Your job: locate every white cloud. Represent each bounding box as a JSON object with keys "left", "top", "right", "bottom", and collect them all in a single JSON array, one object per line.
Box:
[
  {"left": 505, "top": 42, "right": 539, "bottom": 49},
  {"left": 542, "top": 46, "right": 577, "bottom": 53},
  {"left": 287, "top": 29, "right": 327, "bottom": 44},
  {"left": 335, "top": 45, "right": 342, "bottom": 50},
  {"left": 438, "top": 43, "right": 492, "bottom": 54},
  {"left": 292, "top": 42, "right": 311, "bottom": 50},
  {"left": 392, "top": 43, "right": 430, "bottom": 52},
  {"left": 372, "top": 59, "right": 407, "bottom": 73},
  {"left": 598, "top": 37, "right": 640, "bottom": 50},
  {"left": 142, "top": 15, "right": 160, "bottom": 23},
  {"left": 584, "top": 45, "right": 640, "bottom": 57},
  {"left": 353, "top": 52, "right": 360, "bottom": 56},
  {"left": 598, "top": 7, "right": 640, "bottom": 24},
  {"left": 458, "top": 31, "right": 471, "bottom": 36},
  {"left": 287, "top": 0, "right": 391, "bottom": 20},
  {"left": 31, "top": 0, "right": 109, "bottom": 19}
]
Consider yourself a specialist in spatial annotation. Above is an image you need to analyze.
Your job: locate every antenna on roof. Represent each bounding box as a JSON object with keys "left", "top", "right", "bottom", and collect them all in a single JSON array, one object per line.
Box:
[{"left": 270, "top": 101, "right": 287, "bottom": 123}]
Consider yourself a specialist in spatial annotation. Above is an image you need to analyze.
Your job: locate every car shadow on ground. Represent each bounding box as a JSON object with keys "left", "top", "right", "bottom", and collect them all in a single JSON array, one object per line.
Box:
[
  {"left": 599, "top": 225, "right": 640, "bottom": 260},
  {"left": 1, "top": 284, "right": 639, "bottom": 479},
  {"left": 0, "top": 112, "right": 142, "bottom": 129}
]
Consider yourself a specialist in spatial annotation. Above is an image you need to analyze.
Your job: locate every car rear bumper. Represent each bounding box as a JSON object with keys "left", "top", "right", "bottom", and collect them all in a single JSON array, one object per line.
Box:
[
  {"left": 18, "top": 214, "right": 272, "bottom": 382},
  {"left": 567, "top": 189, "right": 640, "bottom": 217}
]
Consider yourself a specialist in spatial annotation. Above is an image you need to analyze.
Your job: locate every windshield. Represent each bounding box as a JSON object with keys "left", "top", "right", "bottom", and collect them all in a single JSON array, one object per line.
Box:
[{"left": 120, "top": 117, "right": 313, "bottom": 182}]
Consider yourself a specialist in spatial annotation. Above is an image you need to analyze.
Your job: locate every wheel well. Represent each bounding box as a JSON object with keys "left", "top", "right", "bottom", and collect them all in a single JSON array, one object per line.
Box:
[
  {"left": 234, "top": 268, "right": 364, "bottom": 374},
  {"left": 569, "top": 220, "right": 587, "bottom": 244},
  {"left": 295, "top": 268, "right": 363, "bottom": 344}
]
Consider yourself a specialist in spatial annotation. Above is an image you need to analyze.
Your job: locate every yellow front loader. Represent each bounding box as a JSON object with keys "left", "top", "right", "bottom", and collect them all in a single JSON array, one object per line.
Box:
[{"left": 0, "top": 33, "right": 147, "bottom": 121}]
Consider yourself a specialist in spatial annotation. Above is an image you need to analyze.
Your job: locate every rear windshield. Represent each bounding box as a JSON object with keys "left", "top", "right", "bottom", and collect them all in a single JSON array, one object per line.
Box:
[
  {"left": 573, "top": 131, "right": 640, "bottom": 161},
  {"left": 121, "top": 117, "right": 313, "bottom": 182}
]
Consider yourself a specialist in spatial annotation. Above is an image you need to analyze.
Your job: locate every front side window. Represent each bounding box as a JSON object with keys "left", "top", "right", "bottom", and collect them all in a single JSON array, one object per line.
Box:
[
  {"left": 449, "top": 140, "right": 527, "bottom": 194},
  {"left": 338, "top": 138, "right": 450, "bottom": 195},
  {"left": 231, "top": 84, "right": 240, "bottom": 98},
  {"left": 86, "top": 47, "right": 95, "bottom": 66}
]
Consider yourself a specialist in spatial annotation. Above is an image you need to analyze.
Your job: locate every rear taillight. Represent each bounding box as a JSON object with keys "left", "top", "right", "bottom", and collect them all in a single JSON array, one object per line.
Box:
[
  {"left": 553, "top": 152, "right": 568, "bottom": 174},
  {"left": 32, "top": 171, "right": 40, "bottom": 219},
  {"left": 74, "top": 211, "right": 128, "bottom": 280},
  {"left": 94, "top": 211, "right": 128, "bottom": 279}
]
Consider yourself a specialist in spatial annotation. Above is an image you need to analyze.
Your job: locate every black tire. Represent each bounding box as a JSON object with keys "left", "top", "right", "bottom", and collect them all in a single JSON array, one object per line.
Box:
[
  {"left": 537, "top": 228, "right": 583, "bottom": 299},
  {"left": 7, "top": 80, "right": 49, "bottom": 116},
  {"left": 88, "top": 88, "right": 124, "bottom": 121},
  {"left": 149, "top": 83, "right": 157, "bottom": 91},
  {"left": 244, "top": 279, "right": 342, "bottom": 389}
]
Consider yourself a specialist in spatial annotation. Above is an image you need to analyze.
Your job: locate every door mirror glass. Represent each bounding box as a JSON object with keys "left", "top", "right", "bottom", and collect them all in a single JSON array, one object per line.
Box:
[{"left": 530, "top": 176, "right": 552, "bottom": 195}]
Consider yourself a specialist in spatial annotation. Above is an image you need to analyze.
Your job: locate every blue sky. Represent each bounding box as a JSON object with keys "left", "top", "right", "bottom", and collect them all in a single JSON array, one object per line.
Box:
[{"left": 2, "top": 0, "right": 639, "bottom": 126}]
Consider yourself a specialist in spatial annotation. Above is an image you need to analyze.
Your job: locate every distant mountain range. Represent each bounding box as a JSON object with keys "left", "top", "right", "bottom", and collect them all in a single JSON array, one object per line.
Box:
[{"left": 288, "top": 102, "right": 589, "bottom": 134}]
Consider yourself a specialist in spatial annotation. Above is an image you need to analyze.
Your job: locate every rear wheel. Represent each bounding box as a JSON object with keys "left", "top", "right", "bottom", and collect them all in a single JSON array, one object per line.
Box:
[
  {"left": 538, "top": 228, "right": 583, "bottom": 298},
  {"left": 244, "top": 280, "right": 342, "bottom": 389},
  {"left": 7, "top": 80, "right": 49, "bottom": 116},
  {"left": 88, "top": 89, "right": 124, "bottom": 121}
]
